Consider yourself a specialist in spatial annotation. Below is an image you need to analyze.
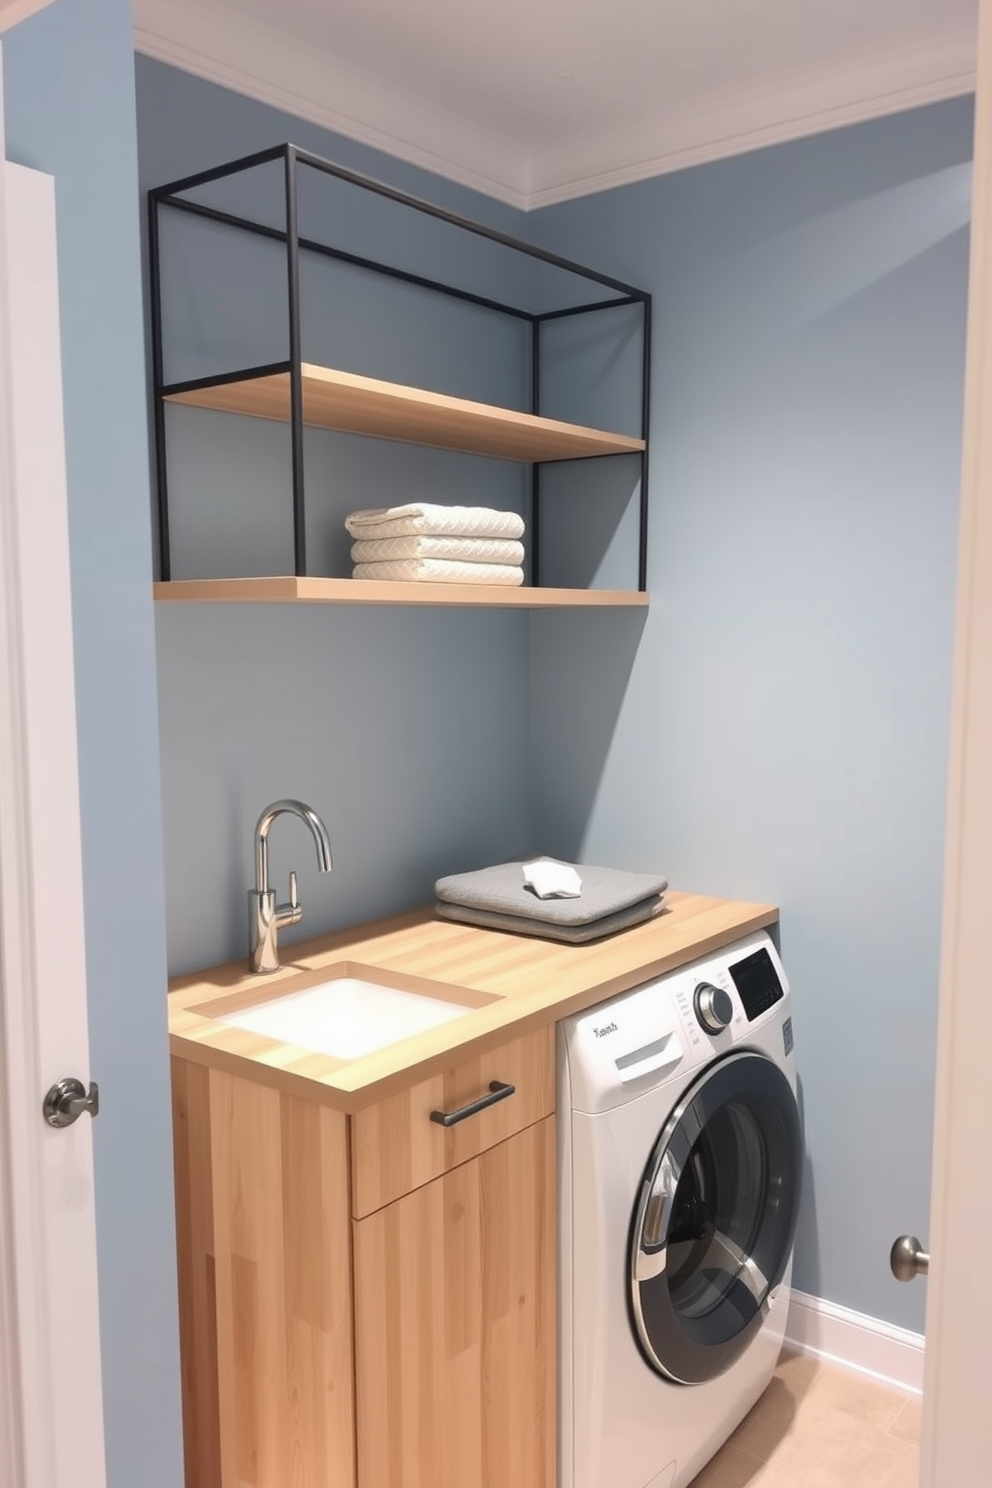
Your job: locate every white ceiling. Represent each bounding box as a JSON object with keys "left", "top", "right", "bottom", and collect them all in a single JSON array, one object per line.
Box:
[{"left": 133, "top": 0, "right": 977, "bottom": 209}]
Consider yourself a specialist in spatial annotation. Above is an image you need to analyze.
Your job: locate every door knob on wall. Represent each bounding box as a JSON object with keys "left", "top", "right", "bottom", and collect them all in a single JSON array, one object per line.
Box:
[
  {"left": 42, "top": 1076, "right": 100, "bottom": 1128},
  {"left": 890, "top": 1234, "right": 929, "bottom": 1282}
]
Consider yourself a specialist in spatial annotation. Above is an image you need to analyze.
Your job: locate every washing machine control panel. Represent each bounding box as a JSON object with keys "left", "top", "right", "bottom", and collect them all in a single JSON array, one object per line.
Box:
[
  {"left": 693, "top": 981, "right": 734, "bottom": 1034},
  {"left": 559, "top": 931, "right": 794, "bottom": 1112},
  {"left": 727, "top": 945, "right": 786, "bottom": 1021},
  {"left": 669, "top": 932, "right": 790, "bottom": 1057}
]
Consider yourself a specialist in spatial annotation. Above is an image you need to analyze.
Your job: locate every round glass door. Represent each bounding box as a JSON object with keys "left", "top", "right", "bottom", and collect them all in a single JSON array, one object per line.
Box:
[{"left": 629, "top": 1049, "right": 802, "bottom": 1385}]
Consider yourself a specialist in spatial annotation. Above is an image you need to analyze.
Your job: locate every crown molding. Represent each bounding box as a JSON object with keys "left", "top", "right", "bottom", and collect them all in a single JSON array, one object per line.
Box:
[
  {"left": 526, "top": 26, "right": 976, "bottom": 207},
  {"left": 0, "top": 0, "right": 55, "bottom": 33},
  {"left": 132, "top": 0, "right": 530, "bottom": 209},
  {"left": 133, "top": 0, "right": 975, "bottom": 213}
]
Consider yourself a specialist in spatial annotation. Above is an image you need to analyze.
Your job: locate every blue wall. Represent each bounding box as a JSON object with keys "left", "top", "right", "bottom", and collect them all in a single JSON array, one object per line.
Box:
[
  {"left": 137, "top": 59, "right": 971, "bottom": 1333},
  {"left": 528, "top": 99, "right": 972, "bottom": 1330},
  {"left": 136, "top": 58, "right": 537, "bottom": 975},
  {"left": 3, "top": 4, "right": 183, "bottom": 1486}
]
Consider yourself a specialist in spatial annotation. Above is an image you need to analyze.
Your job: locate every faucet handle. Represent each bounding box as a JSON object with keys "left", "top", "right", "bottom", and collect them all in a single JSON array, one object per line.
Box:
[{"left": 275, "top": 869, "right": 303, "bottom": 931}]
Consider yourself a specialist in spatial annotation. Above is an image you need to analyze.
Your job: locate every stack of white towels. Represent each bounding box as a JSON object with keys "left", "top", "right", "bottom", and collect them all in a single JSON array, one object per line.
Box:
[{"left": 345, "top": 503, "right": 525, "bottom": 586}]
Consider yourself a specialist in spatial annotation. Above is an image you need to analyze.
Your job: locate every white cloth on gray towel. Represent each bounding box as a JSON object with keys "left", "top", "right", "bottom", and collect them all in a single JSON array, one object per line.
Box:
[
  {"left": 345, "top": 503, "right": 525, "bottom": 541},
  {"left": 350, "top": 535, "right": 525, "bottom": 566},
  {"left": 521, "top": 858, "right": 582, "bottom": 899},
  {"left": 435, "top": 857, "right": 668, "bottom": 926},
  {"left": 435, "top": 893, "right": 666, "bottom": 944},
  {"left": 352, "top": 558, "right": 524, "bottom": 585}
]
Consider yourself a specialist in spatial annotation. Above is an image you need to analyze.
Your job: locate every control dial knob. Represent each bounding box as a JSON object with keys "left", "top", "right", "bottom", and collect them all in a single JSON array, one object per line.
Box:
[{"left": 694, "top": 981, "right": 733, "bottom": 1034}]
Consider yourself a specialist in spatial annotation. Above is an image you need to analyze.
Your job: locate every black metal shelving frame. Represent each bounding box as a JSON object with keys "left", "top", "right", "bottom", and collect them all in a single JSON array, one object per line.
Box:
[{"left": 148, "top": 142, "right": 652, "bottom": 591}]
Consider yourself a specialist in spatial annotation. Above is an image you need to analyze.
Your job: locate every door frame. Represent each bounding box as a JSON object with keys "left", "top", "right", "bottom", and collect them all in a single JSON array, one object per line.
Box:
[
  {"left": 0, "top": 48, "right": 107, "bottom": 1488},
  {"left": 920, "top": 0, "right": 992, "bottom": 1479}
]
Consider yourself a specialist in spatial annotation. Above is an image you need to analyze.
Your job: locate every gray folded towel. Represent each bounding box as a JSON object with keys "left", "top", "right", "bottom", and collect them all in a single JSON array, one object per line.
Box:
[
  {"left": 434, "top": 857, "right": 668, "bottom": 927},
  {"left": 435, "top": 893, "right": 666, "bottom": 944}
]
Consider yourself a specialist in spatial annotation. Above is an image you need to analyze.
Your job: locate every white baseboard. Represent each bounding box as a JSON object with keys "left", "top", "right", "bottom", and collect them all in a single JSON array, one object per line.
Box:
[{"left": 785, "top": 1289, "right": 925, "bottom": 1396}]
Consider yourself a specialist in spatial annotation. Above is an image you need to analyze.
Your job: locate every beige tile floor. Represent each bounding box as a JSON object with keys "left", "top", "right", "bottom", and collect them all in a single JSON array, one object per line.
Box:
[{"left": 691, "top": 1349, "right": 921, "bottom": 1487}]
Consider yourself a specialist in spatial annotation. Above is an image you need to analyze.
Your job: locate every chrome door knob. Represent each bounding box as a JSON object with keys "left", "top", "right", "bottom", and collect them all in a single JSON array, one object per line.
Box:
[
  {"left": 42, "top": 1076, "right": 100, "bottom": 1129},
  {"left": 890, "top": 1234, "right": 929, "bottom": 1282}
]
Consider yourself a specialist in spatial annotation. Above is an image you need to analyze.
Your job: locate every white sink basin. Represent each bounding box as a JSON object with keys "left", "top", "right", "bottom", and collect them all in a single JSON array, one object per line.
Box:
[{"left": 217, "top": 971, "right": 478, "bottom": 1060}]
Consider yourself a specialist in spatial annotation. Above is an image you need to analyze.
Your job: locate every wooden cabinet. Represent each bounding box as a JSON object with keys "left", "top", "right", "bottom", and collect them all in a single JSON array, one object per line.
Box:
[
  {"left": 171, "top": 1024, "right": 556, "bottom": 1488},
  {"left": 353, "top": 1118, "right": 556, "bottom": 1488}
]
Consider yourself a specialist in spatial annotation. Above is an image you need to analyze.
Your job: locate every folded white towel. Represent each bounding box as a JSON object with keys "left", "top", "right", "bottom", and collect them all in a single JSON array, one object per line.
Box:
[
  {"left": 522, "top": 858, "right": 582, "bottom": 899},
  {"left": 345, "top": 503, "right": 525, "bottom": 541},
  {"left": 352, "top": 558, "right": 524, "bottom": 585},
  {"left": 350, "top": 535, "right": 525, "bottom": 566}
]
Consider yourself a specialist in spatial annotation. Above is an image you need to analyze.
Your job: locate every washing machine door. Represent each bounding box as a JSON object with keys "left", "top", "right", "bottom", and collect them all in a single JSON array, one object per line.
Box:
[{"left": 629, "top": 1048, "right": 802, "bottom": 1385}]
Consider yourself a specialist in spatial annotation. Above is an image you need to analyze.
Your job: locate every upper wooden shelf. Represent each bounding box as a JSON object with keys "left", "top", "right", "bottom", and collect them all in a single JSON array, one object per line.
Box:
[
  {"left": 153, "top": 576, "right": 649, "bottom": 608},
  {"left": 164, "top": 364, "right": 647, "bottom": 463}
]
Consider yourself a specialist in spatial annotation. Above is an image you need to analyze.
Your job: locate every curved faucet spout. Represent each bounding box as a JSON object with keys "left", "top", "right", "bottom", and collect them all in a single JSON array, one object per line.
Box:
[
  {"left": 254, "top": 798, "right": 333, "bottom": 893},
  {"left": 249, "top": 799, "right": 333, "bottom": 974}
]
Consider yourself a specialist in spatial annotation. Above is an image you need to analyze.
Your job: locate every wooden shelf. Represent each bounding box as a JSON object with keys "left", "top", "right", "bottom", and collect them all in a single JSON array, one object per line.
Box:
[
  {"left": 152, "top": 576, "right": 649, "bottom": 608},
  {"left": 164, "top": 363, "right": 647, "bottom": 463}
]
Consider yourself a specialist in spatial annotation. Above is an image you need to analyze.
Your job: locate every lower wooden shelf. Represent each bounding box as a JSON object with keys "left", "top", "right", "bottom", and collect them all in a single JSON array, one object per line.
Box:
[{"left": 153, "top": 576, "right": 649, "bottom": 608}]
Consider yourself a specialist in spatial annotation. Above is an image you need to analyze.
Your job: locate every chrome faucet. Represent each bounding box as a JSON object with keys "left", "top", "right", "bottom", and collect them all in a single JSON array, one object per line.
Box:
[{"left": 248, "top": 799, "right": 332, "bottom": 973}]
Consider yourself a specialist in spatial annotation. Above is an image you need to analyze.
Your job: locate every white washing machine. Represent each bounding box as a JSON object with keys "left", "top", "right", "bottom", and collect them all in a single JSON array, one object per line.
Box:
[{"left": 558, "top": 929, "right": 802, "bottom": 1488}]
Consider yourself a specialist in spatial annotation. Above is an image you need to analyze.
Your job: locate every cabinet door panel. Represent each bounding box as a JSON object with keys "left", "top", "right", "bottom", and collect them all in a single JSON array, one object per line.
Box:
[
  {"left": 206, "top": 1070, "right": 356, "bottom": 1488},
  {"left": 172, "top": 1056, "right": 222, "bottom": 1488},
  {"left": 353, "top": 1117, "right": 556, "bottom": 1488},
  {"left": 351, "top": 1023, "right": 554, "bottom": 1217}
]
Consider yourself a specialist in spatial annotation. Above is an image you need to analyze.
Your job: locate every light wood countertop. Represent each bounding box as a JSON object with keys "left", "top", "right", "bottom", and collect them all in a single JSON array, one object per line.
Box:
[{"left": 167, "top": 889, "right": 777, "bottom": 1112}]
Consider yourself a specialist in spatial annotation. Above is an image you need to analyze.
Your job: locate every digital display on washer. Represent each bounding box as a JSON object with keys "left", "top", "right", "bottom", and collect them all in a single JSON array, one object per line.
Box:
[{"left": 728, "top": 947, "right": 784, "bottom": 1022}]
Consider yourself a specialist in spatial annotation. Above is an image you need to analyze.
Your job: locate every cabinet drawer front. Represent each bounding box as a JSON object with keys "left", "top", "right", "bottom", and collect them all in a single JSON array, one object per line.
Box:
[{"left": 351, "top": 1023, "right": 554, "bottom": 1217}]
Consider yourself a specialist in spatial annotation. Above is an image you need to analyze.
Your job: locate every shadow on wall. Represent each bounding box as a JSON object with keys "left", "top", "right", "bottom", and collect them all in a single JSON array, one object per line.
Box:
[
  {"left": 156, "top": 601, "right": 535, "bottom": 976},
  {"left": 668, "top": 161, "right": 972, "bottom": 397},
  {"left": 539, "top": 454, "right": 642, "bottom": 591},
  {"left": 537, "top": 298, "right": 646, "bottom": 592},
  {"left": 791, "top": 1074, "right": 822, "bottom": 1303},
  {"left": 529, "top": 606, "right": 649, "bottom": 864}
]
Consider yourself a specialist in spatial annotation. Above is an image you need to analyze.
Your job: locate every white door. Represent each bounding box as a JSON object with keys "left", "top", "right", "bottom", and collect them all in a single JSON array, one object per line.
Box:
[
  {"left": 0, "top": 48, "right": 107, "bottom": 1488},
  {"left": 917, "top": 0, "right": 992, "bottom": 1480}
]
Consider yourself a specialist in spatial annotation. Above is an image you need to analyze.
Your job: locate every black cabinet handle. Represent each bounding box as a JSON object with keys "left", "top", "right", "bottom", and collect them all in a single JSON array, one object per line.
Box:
[{"left": 429, "top": 1080, "right": 516, "bottom": 1128}]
